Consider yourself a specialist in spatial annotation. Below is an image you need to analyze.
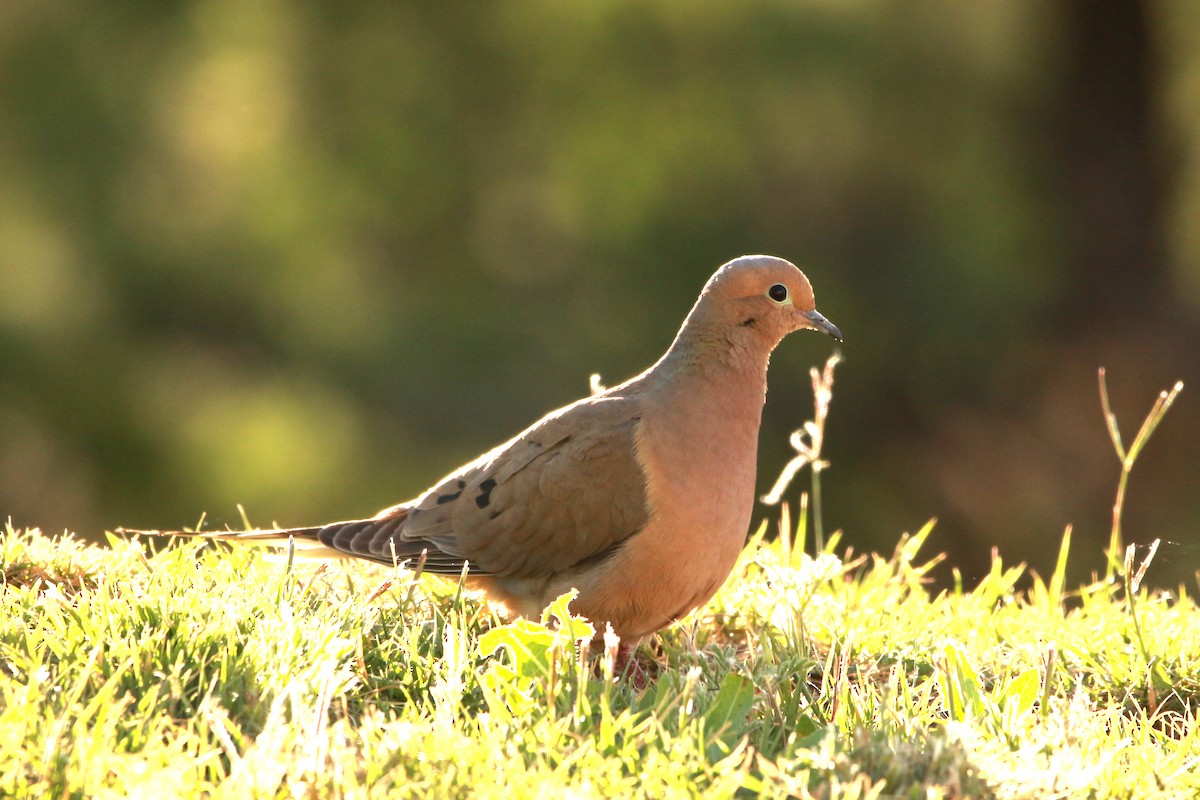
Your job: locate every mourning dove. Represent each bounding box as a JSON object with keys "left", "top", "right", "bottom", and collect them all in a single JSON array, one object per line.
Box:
[{"left": 121, "top": 255, "right": 841, "bottom": 674}]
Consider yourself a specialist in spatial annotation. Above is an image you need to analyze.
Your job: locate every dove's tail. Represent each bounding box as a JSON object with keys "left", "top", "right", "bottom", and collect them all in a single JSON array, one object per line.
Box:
[{"left": 115, "top": 525, "right": 352, "bottom": 561}]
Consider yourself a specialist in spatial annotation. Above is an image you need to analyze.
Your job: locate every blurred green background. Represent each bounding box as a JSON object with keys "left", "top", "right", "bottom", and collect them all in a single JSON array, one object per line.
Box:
[{"left": 2, "top": 1, "right": 1198, "bottom": 586}]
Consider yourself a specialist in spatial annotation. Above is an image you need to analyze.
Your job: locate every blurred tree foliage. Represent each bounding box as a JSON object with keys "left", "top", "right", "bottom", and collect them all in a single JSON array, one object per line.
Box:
[{"left": 1, "top": 1, "right": 1197, "bottom": 585}]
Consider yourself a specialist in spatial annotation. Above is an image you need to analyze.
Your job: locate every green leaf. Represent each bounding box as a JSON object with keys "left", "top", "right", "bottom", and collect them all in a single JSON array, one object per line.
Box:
[
  {"left": 998, "top": 668, "right": 1040, "bottom": 718},
  {"left": 703, "top": 674, "right": 756, "bottom": 759},
  {"left": 939, "top": 642, "right": 985, "bottom": 722},
  {"left": 479, "top": 619, "right": 556, "bottom": 680},
  {"left": 539, "top": 589, "right": 595, "bottom": 644},
  {"left": 1048, "top": 526, "right": 1071, "bottom": 608}
]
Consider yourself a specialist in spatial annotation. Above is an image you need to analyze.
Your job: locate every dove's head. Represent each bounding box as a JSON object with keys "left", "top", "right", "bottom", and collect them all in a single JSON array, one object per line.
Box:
[
  {"left": 658, "top": 255, "right": 841, "bottom": 375},
  {"left": 700, "top": 255, "right": 842, "bottom": 346}
]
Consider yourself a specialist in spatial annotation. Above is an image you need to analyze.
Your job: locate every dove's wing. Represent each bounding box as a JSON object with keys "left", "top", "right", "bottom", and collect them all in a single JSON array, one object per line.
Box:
[{"left": 316, "top": 394, "right": 651, "bottom": 578}]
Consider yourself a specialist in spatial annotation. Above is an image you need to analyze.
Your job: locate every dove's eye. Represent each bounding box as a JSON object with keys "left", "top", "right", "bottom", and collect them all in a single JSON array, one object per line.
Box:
[{"left": 767, "top": 284, "right": 789, "bottom": 303}]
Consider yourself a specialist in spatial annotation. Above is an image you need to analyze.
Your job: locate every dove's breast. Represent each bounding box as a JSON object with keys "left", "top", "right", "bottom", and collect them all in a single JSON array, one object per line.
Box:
[{"left": 548, "top": 371, "right": 767, "bottom": 640}]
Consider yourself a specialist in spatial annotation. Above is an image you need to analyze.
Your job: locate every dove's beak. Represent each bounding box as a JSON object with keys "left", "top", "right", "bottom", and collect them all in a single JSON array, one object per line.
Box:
[{"left": 803, "top": 309, "right": 843, "bottom": 342}]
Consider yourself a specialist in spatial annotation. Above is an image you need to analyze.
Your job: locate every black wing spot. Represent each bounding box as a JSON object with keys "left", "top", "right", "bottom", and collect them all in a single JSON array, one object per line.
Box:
[
  {"left": 476, "top": 477, "right": 497, "bottom": 509},
  {"left": 436, "top": 490, "right": 462, "bottom": 505}
]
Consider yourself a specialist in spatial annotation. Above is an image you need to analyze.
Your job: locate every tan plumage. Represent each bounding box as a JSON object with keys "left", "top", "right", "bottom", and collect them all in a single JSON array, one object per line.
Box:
[{"left": 120, "top": 255, "right": 841, "bottom": 667}]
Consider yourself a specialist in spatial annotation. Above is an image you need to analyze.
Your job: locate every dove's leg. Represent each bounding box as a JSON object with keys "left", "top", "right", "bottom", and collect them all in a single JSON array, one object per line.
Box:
[{"left": 614, "top": 642, "right": 651, "bottom": 690}]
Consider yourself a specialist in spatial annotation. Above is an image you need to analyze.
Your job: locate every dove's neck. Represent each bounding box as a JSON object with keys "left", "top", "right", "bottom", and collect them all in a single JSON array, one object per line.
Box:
[
  {"left": 629, "top": 321, "right": 772, "bottom": 548},
  {"left": 653, "top": 315, "right": 778, "bottom": 389},
  {"left": 641, "top": 321, "right": 776, "bottom": 435}
]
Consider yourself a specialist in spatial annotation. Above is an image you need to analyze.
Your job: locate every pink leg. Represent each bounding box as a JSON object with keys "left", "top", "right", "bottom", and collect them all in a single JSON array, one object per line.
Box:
[{"left": 614, "top": 641, "right": 651, "bottom": 690}]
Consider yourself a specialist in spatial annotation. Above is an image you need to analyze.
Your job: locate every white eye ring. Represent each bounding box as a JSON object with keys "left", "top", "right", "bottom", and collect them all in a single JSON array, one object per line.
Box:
[{"left": 767, "top": 283, "right": 789, "bottom": 303}]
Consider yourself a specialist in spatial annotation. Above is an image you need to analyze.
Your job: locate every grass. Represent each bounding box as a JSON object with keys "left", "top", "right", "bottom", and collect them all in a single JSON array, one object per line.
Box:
[{"left": 2, "top": 368, "right": 1197, "bottom": 799}]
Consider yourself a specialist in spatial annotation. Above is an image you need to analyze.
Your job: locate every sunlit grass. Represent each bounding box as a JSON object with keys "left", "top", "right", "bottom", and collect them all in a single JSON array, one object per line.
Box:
[
  {"left": 2, "top": 369, "right": 1196, "bottom": 798},
  {"left": 4, "top": 510, "right": 1198, "bottom": 798}
]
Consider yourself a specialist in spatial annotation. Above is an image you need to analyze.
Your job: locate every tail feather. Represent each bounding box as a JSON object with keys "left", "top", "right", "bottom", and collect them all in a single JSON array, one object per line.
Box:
[
  {"left": 116, "top": 512, "right": 470, "bottom": 572},
  {"left": 115, "top": 525, "right": 351, "bottom": 560}
]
